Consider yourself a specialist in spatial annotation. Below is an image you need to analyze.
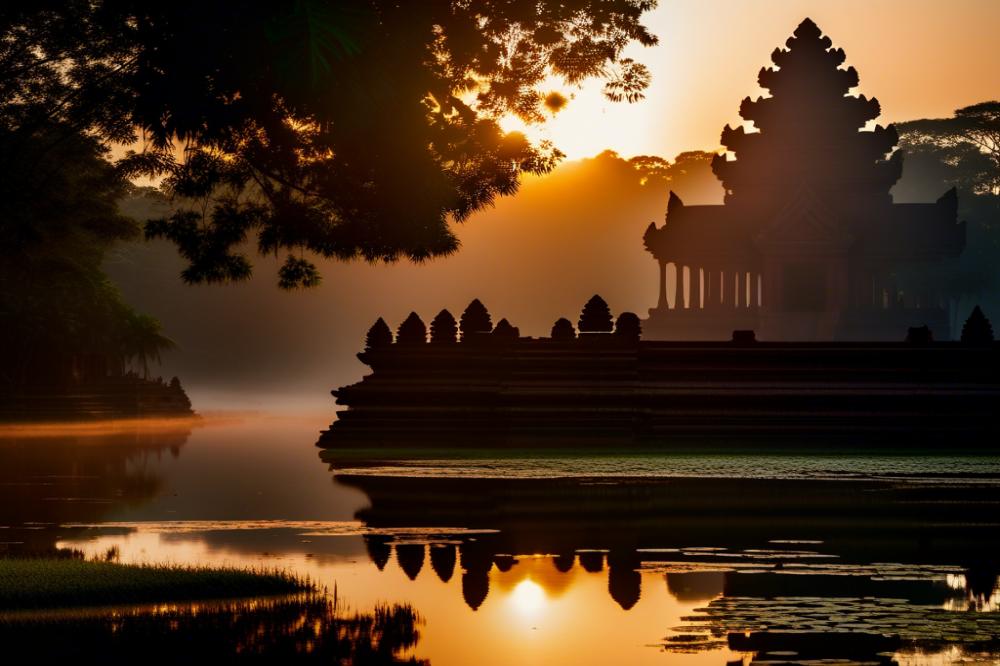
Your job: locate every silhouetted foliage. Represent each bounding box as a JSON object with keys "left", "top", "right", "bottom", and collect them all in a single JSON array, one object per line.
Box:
[
  {"left": 429, "top": 310, "right": 458, "bottom": 344},
  {"left": 961, "top": 306, "right": 995, "bottom": 345},
  {"left": 614, "top": 312, "right": 642, "bottom": 340},
  {"left": 365, "top": 318, "right": 394, "bottom": 350},
  {"left": 551, "top": 318, "right": 577, "bottom": 341},
  {"left": 396, "top": 313, "right": 427, "bottom": 345},
  {"left": 895, "top": 103, "right": 1000, "bottom": 324},
  {"left": 0, "top": 126, "right": 170, "bottom": 388},
  {"left": 460, "top": 300, "right": 492, "bottom": 340},
  {"left": 579, "top": 295, "right": 614, "bottom": 333},
  {"left": 122, "top": 313, "right": 176, "bottom": 378},
  {"left": 0, "top": 2, "right": 658, "bottom": 288},
  {"left": 492, "top": 319, "right": 520, "bottom": 340},
  {"left": 630, "top": 151, "right": 722, "bottom": 196},
  {"left": 905, "top": 325, "right": 934, "bottom": 344},
  {"left": 732, "top": 330, "right": 757, "bottom": 344},
  {"left": 897, "top": 101, "right": 999, "bottom": 196},
  {"left": 0, "top": 596, "right": 426, "bottom": 664}
]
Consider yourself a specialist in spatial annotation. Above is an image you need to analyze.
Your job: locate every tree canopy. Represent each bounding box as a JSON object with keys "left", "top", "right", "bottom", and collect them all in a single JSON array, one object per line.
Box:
[
  {"left": 894, "top": 102, "right": 1000, "bottom": 326},
  {"left": 1, "top": 1, "right": 658, "bottom": 288},
  {"left": 896, "top": 101, "right": 999, "bottom": 196},
  {"left": 0, "top": 124, "right": 168, "bottom": 388}
]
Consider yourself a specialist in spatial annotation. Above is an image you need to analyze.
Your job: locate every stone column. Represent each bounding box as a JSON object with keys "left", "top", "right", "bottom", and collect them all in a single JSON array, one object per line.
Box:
[
  {"left": 682, "top": 265, "right": 690, "bottom": 309},
  {"left": 657, "top": 260, "right": 668, "bottom": 309},
  {"left": 671, "top": 262, "right": 682, "bottom": 310}
]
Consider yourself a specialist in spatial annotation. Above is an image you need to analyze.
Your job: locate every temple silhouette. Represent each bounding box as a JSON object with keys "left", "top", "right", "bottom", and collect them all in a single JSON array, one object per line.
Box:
[
  {"left": 643, "top": 19, "right": 965, "bottom": 341},
  {"left": 319, "top": 19, "right": 999, "bottom": 449},
  {"left": 319, "top": 295, "right": 998, "bottom": 448}
]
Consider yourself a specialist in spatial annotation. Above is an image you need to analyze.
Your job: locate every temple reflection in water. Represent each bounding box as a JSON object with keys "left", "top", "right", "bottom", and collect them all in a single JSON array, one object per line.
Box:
[{"left": 331, "top": 468, "right": 1000, "bottom": 658}]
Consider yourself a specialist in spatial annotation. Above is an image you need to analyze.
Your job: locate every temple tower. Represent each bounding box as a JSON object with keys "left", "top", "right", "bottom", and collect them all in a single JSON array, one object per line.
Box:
[{"left": 643, "top": 18, "right": 965, "bottom": 340}]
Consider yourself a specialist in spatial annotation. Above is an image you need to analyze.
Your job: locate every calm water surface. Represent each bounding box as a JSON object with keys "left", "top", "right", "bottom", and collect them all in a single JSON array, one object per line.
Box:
[{"left": 2, "top": 415, "right": 999, "bottom": 665}]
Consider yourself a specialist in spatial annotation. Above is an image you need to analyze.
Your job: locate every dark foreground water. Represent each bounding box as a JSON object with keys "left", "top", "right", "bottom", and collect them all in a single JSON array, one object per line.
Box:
[{"left": 1, "top": 415, "right": 998, "bottom": 665}]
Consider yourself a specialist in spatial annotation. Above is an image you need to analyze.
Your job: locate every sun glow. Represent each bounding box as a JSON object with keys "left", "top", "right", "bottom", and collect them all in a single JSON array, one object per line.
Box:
[{"left": 508, "top": 578, "right": 547, "bottom": 617}]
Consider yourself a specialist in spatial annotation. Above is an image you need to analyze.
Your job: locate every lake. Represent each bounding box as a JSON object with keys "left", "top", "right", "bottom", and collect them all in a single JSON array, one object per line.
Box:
[{"left": 2, "top": 415, "right": 998, "bottom": 664}]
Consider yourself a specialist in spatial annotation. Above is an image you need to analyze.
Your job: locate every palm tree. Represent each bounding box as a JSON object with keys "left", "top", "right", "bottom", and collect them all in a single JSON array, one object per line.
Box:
[{"left": 122, "top": 313, "right": 176, "bottom": 378}]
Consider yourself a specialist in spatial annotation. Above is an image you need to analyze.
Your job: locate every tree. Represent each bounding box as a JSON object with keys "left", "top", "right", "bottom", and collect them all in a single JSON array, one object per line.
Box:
[
  {"left": 492, "top": 318, "right": 519, "bottom": 340},
  {"left": 0, "top": 2, "right": 658, "bottom": 288},
  {"left": 897, "top": 101, "right": 999, "bottom": 196},
  {"left": 961, "top": 306, "right": 995, "bottom": 345},
  {"left": 365, "top": 317, "right": 393, "bottom": 349},
  {"left": 0, "top": 125, "right": 171, "bottom": 389},
  {"left": 551, "top": 318, "right": 576, "bottom": 341},
  {"left": 895, "top": 103, "right": 1000, "bottom": 329},
  {"left": 614, "top": 312, "right": 641, "bottom": 341},
  {"left": 396, "top": 312, "right": 427, "bottom": 345},
  {"left": 122, "top": 312, "right": 176, "bottom": 378},
  {"left": 459, "top": 299, "right": 492, "bottom": 340},
  {"left": 579, "top": 295, "right": 613, "bottom": 333},
  {"left": 429, "top": 310, "right": 458, "bottom": 344}
]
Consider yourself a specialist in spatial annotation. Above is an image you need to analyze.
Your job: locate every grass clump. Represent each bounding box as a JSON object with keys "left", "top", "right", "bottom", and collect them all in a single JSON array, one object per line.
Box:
[{"left": 0, "top": 558, "right": 312, "bottom": 610}]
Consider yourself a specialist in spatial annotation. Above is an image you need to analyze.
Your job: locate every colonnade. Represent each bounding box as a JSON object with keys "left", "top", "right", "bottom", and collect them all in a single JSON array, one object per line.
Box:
[{"left": 657, "top": 261, "right": 763, "bottom": 311}]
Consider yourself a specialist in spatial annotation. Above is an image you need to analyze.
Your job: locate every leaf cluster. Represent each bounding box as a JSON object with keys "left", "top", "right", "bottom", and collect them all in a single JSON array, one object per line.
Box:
[{"left": 0, "top": 1, "right": 658, "bottom": 288}]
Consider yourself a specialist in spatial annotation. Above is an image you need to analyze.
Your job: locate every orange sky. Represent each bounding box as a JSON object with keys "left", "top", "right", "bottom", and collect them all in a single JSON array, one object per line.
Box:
[{"left": 506, "top": 0, "right": 1000, "bottom": 160}]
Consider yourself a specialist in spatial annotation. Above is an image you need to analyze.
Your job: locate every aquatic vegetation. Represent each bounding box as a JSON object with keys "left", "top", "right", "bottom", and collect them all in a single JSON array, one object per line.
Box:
[
  {"left": 0, "top": 558, "right": 311, "bottom": 609},
  {"left": 0, "top": 596, "right": 426, "bottom": 664}
]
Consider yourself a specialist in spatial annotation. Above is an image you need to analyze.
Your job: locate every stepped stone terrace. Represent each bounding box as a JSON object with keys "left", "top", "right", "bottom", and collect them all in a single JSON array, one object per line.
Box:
[{"left": 319, "top": 298, "right": 999, "bottom": 449}]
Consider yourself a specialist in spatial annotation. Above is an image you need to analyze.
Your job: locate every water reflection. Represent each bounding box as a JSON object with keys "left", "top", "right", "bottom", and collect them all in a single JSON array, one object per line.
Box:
[
  {"left": 5, "top": 418, "right": 999, "bottom": 664},
  {"left": 0, "top": 419, "right": 193, "bottom": 554},
  {"left": 0, "top": 594, "right": 425, "bottom": 664},
  {"left": 329, "top": 469, "right": 1000, "bottom": 661}
]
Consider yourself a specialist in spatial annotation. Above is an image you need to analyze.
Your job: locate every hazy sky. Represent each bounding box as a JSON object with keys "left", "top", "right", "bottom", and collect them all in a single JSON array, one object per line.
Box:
[
  {"left": 110, "top": 2, "right": 1000, "bottom": 410},
  {"left": 506, "top": 0, "right": 1000, "bottom": 159}
]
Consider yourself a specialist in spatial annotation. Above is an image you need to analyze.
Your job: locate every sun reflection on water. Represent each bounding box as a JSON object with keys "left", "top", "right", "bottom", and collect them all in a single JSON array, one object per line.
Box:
[{"left": 508, "top": 579, "right": 547, "bottom": 618}]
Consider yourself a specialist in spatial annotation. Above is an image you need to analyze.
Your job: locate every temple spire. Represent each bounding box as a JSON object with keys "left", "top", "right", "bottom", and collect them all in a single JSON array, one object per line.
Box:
[{"left": 713, "top": 18, "right": 901, "bottom": 209}]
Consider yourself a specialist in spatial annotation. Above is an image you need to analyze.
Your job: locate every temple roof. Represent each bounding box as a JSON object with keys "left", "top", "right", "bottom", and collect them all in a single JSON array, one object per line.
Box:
[
  {"left": 644, "top": 190, "right": 965, "bottom": 265},
  {"left": 642, "top": 19, "right": 965, "bottom": 269}
]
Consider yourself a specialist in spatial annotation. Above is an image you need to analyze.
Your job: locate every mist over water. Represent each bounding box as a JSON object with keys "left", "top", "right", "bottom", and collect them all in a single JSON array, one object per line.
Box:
[{"left": 106, "top": 152, "right": 722, "bottom": 410}]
